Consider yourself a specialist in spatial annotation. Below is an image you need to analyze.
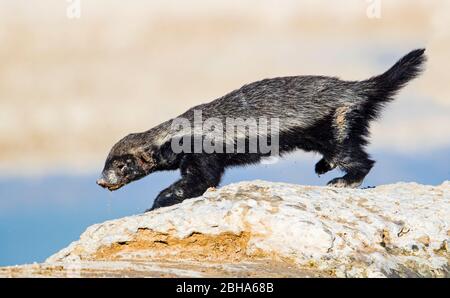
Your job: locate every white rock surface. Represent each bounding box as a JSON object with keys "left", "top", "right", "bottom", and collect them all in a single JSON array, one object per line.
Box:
[{"left": 1, "top": 180, "right": 449, "bottom": 277}]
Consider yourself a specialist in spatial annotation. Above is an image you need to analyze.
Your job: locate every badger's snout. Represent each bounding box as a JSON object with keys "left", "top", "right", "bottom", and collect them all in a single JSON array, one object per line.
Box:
[
  {"left": 96, "top": 177, "right": 108, "bottom": 188},
  {"left": 96, "top": 171, "right": 123, "bottom": 191}
]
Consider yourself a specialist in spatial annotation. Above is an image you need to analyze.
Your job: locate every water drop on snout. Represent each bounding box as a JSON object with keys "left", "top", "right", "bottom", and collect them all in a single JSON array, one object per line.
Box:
[{"left": 106, "top": 190, "right": 113, "bottom": 214}]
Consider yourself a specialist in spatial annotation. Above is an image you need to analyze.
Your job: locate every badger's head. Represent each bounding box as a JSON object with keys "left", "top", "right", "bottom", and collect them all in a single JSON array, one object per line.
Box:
[{"left": 97, "top": 133, "right": 156, "bottom": 191}]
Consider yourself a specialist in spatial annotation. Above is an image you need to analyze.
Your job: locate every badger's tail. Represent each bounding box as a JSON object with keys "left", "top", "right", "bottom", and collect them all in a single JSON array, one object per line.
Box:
[{"left": 360, "top": 48, "right": 426, "bottom": 119}]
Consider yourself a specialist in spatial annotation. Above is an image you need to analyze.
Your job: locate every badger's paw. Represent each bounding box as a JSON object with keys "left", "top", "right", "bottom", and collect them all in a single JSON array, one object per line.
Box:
[
  {"left": 315, "top": 158, "right": 335, "bottom": 176},
  {"left": 145, "top": 187, "right": 187, "bottom": 212}
]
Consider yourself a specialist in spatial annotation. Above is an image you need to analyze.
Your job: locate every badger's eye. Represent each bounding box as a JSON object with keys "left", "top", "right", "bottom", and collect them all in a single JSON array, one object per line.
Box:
[{"left": 117, "top": 164, "right": 126, "bottom": 172}]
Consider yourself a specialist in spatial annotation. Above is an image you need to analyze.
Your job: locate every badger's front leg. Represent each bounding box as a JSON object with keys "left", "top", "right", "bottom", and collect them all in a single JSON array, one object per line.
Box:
[{"left": 147, "top": 154, "right": 224, "bottom": 211}]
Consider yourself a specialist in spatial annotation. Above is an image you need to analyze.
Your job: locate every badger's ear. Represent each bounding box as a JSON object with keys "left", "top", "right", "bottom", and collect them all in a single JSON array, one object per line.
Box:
[
  {"left": 131, "top": 147, "right": 155, "bottom": 166},
  {"left": 139, "top": 150, "right": 157, "bottom": 173},
  {"left": 139, "top": 150, "right": 153, "bottom": 163}
]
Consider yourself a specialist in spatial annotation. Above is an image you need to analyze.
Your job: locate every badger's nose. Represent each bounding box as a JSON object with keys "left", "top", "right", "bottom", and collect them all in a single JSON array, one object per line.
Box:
[{"left": 96, "top": 178, "right": 108, "bottom": 188}]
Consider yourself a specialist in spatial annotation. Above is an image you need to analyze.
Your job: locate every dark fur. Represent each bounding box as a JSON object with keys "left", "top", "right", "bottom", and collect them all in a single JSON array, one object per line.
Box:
[{"left": 98, "top": 49, "right": 426, "bottom": 211}]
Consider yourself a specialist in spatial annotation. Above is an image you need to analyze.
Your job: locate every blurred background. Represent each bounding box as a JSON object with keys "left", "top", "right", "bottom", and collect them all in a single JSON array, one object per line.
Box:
[{"left": 0, "top": 0, "right": 449, "bottom": 266}]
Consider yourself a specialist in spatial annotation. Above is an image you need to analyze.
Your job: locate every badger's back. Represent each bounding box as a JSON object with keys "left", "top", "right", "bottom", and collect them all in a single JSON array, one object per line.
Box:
[
  {"left": 181, "top": 75, "right": 361, "bottom": 130},
  {"left": 187, "top": 49, "right": 425, "bottom": 129}
]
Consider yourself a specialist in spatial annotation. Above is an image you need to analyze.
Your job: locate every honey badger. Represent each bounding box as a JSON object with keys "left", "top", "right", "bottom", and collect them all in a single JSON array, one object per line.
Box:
[{"left": 97, "top": 49, "right": 426, "bottom": 211}]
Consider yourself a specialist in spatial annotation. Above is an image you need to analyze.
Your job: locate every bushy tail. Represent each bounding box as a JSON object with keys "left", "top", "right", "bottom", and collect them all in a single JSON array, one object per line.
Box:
[
  {"left": 360, "top": 49, "right": 426, "bottom": 120},
  {"left": 364, "top": 48, "right": 426, "bottom": 101}
]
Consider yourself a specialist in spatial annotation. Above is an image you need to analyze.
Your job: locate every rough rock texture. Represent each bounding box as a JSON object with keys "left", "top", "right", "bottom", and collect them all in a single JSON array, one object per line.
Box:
[{"left": 1, "top": 180, "right": 449, "bottom": 277}]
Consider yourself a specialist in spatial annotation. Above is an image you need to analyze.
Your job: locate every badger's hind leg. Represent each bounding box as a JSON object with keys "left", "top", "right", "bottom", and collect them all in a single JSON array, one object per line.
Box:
[
  {"left": 327, "top": 142, "right": 374, "bottom": 188},
  {"left": 315, "top": 157, "right": 336, "bottom": 176},
  {"left": 326, "top": 106, "right": 374, "bottom": 188},
  {"left": 327, "top": 149, "right": 375, "bottom": 188}
]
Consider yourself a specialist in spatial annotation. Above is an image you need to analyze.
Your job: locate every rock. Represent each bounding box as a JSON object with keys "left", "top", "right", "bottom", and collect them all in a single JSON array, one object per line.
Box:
[{"left": 1, "top": 180, "right": 449, "bottom": 277}]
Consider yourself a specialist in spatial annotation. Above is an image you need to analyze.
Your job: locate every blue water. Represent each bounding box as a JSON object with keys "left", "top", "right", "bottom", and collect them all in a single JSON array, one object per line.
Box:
[{"left": 0, "top": 148, "right": 448, "bottom": 266}]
